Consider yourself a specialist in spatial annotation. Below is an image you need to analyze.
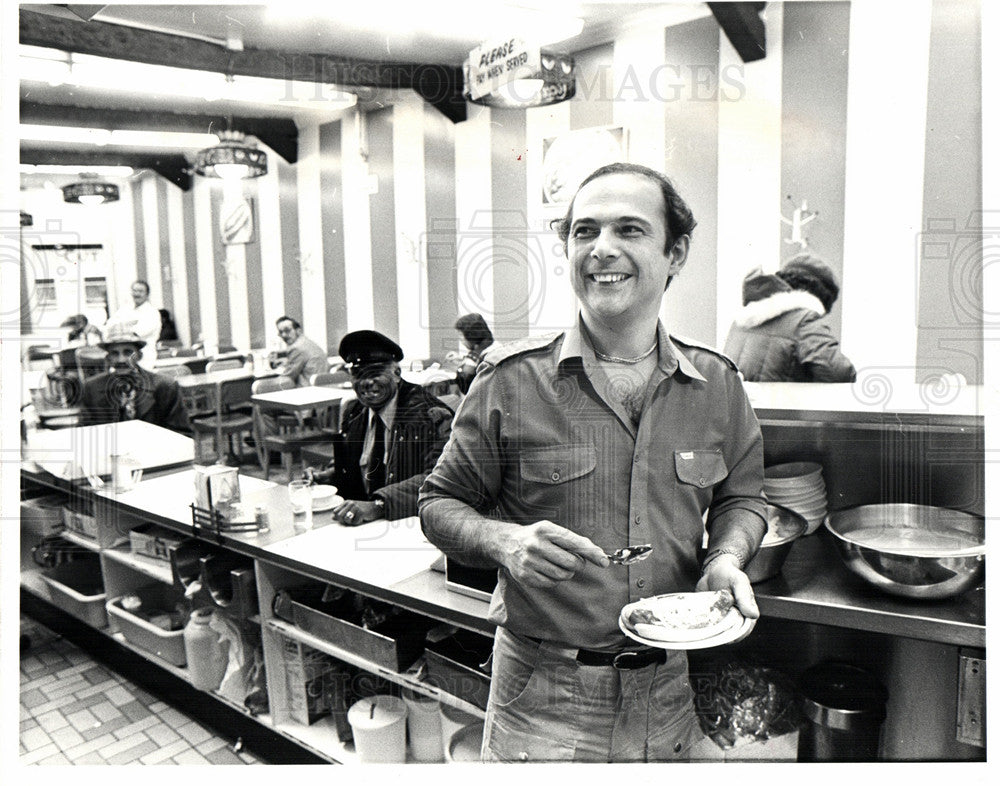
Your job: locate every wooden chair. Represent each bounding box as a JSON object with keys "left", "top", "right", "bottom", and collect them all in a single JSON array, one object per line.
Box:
[
  {"left": 171, "top": 347, "right": 198, "bottom": 358},
  {"left": 156, "top": 364, "right": 193, "bottom": 380},
  {"left": 251, "top": 377, "right": 329, "bottom": 481},
  {"left": 75, "top": 347, "right": 108, "bottom": 381},
  {"left": 205, "top": 357, "right": 246, "bottom": 374},
  {"left": 190, "top": 376, "right": 255, "bottom": 464},
  {"left": 309, "top": 370, "right": 351, "bottom": 387}
]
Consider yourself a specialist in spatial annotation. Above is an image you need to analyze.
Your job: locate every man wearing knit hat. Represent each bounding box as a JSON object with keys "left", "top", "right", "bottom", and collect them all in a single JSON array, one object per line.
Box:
[{"left": 723, "top": 253, "right": 856, "bottom": 382}]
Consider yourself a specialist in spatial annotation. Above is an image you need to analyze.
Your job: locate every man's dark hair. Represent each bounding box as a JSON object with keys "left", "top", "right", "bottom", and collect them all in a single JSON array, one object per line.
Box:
[
  {"left": 550, "top": 163, "right": 697, "bottom": 252},
  {"left": 132, "top": 279, "right": 150, "bottom": 295},
  {"left": 276, "top": 315, "right": 301, "bottom": 329}
]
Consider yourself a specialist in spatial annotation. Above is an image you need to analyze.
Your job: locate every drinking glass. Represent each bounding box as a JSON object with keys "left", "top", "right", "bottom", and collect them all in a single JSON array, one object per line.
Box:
[{"left": 288, "top": 479, "right": 313, "bottom": 530}]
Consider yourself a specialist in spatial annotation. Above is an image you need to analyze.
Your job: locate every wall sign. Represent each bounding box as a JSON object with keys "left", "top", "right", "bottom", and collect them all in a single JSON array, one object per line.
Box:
[
  {"left": 541, "top": 126, "right": 627, "bottom": 206},
  {"left": 465, "top": 37, "right": 540, "bottom": 101},
  {"left": 220, "top": 197, "right": 256, "bottom": 245}
]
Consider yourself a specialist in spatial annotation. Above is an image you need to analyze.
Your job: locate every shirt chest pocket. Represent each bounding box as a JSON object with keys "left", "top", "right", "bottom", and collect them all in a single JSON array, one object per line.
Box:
[
  {"left": 519, "top": 445, "right": 597, "bottom": 486},
  {"left": 674, "top": 449, "right": 728, "bottom": 488}
]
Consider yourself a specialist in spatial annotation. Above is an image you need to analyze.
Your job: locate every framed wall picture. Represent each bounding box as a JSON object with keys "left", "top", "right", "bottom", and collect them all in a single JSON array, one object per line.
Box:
[
  {"left": 541, "top": 126, "right": 627, "bottom": 206},
  {"left": 220, "top": 196, "right": 256, "bottom": 245}
]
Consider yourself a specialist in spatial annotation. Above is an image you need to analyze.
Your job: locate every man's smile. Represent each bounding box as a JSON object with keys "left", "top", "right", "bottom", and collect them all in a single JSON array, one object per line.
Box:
[{"left": 588, "top": 272, "right": 632, "bottom": 284}]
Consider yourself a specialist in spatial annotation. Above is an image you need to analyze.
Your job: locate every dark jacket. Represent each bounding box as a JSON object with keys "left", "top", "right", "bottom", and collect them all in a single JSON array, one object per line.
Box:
[
  {"left": 79, "top": 368, "right": 190, "bottom": 434},
  {"left": 327, "top": 380, "right": 453, "bottom": 519},
  {"left": 723, "top": 271, "right": 856, "bottom": 382}
]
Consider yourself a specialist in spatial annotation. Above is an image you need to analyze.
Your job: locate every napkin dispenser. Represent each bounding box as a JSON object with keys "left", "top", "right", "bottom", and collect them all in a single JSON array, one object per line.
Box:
[{"left": 193, "top": 464, "right": 241, "bottom": 510}]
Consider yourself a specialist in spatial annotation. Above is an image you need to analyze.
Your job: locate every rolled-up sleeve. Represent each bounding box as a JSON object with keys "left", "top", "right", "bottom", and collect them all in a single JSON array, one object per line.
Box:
[
  {"left": 706, "top": 371, "right": 767, "bottom": 528},
  {"left": 418, "top": 364, "right": 504, "bottom": 513}
]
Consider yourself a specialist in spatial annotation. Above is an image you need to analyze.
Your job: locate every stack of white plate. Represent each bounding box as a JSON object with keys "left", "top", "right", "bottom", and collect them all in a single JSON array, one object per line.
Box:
[{"left": 763, "top": 462, "right": 827, "bottom": 534}]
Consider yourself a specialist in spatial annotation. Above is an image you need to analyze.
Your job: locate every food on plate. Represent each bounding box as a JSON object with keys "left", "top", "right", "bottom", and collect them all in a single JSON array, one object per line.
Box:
[{"left": 622, "top": 589, "right": 740, "bottom": 642}]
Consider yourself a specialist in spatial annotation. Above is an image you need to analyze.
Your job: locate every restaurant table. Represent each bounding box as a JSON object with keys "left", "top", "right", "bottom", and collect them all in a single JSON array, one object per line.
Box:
[
  {"left": 250, "top": 385, "right": 356, "bottom": 478},
  {"left": 176, "top": 368, "right": 256, "bottom": 417}
]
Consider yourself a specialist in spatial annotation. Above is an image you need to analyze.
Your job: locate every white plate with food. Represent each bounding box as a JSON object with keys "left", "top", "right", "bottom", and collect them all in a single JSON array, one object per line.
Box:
[{"left": 618, "top": 590, "right": 757, "bottom": 650}]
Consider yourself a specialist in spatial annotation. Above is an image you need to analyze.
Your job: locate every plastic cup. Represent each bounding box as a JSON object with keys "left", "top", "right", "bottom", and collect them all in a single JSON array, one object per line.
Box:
[
  {"left": 347, "top": 695, "right": 408, "bottom": 763},
  {"left": 288, "top": 480, "right": 313, "bottom": 530},
  {"left": 402, "top": 689, "right": 443, "bottom": 762}
]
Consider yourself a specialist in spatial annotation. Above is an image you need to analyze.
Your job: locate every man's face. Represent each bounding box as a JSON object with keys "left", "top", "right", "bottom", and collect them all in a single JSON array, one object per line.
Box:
[
  {"left": 276, "top": 320, "right": 301, "bottom": 346},
  {"left": 131, "top": 283, "right": 149, "bottom": 307},
  {"left": 350, "top": 362, "right": 401, "bottom": 411},
  {"left": 105, "top": 344, "right": 141, "bottom": 374},
  {"left": 566, "top": 173, "right": 688, "bottom": 326}
]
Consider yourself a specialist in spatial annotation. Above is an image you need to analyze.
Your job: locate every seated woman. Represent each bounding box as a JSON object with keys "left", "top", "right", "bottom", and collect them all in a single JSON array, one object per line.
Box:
[
  {"left": 453, "top": 312, "right": 494, "bottom": 394},
  {"left": 723, "top": 254, "right": 856, "bottom": 383}
]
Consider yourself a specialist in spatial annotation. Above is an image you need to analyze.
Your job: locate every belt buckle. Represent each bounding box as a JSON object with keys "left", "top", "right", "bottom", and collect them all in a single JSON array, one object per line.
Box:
[{"left": 612, "top": 650, "right": 645, "bottom": 670}]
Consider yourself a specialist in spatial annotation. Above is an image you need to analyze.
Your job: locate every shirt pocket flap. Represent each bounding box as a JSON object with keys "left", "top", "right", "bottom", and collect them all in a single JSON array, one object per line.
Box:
[
  {"left": 520, "top": 445, "right": 596, "bottom": 485},
  {"left": 674, "top": 449, "right": 728, "bottom": 488}
]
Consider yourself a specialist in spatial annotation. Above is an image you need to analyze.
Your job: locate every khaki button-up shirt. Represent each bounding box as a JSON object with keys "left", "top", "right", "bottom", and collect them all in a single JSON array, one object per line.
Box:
[{"left": 421, "top": 318, "right": 766, "bottom": 650}]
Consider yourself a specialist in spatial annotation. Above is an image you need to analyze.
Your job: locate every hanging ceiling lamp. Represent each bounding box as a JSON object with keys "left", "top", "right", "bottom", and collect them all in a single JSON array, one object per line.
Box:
[
  {"left": 193, "top": 130, "right": 268, "bottom": 180},
  {"left": 62, "top": 176, "right": 120, "bottom": 206},
  {"left": 464, "top": 40, "right": 575, "bottom": 109}
]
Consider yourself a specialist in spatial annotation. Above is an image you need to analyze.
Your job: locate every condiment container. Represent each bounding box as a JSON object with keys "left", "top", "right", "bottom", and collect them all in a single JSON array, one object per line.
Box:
[
  {"left": 446, "top": 722, "right": 484, "bottom": 763},
  {"left": 183, "top": 607, "right": 228, "bottom": 691},
  {"left": 401, "top": 689, "right": 443, "bottom": 762},
  {"left": 439, "top": 702, "right": 478, "bottom": 759},
  {"left": 347, "top": 695, "right": 408, "bottom": 763}
]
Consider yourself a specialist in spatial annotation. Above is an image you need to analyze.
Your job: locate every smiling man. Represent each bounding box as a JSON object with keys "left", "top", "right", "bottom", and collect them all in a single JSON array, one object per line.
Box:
[
  {"left": 308, "top": 330, "right": 453, "bottom": 525},
  {"left": 419, "top": 163, "right": 767, "bottom": 762}
]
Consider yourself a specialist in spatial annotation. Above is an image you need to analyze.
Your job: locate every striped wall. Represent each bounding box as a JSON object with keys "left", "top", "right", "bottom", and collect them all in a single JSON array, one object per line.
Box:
[{"left": 19, "top": 1, "right": 983, "bottom": 384}]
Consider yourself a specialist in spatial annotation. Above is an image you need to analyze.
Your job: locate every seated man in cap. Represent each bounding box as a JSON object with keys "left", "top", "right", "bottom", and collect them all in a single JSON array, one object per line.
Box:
[
  {"left": 78, "top": 327, "right": 190, "bottom": 434},
  {"left": 307, "top": 330, "right": 454, "bottom": 525}
]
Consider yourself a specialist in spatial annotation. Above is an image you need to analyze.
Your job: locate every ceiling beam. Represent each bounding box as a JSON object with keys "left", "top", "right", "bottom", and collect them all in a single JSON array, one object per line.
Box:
[
  {"left": 708, "top": 2, "right": 767, "bottom": 62},
  {"left": 21, "top": 100, "right": 299, "bottom": 163},
  {"left": 20, "top": 146, "right": 192, "bottom": 190},
  {"left": 20, "top": 9, "right": 467, "bottom": 123}
]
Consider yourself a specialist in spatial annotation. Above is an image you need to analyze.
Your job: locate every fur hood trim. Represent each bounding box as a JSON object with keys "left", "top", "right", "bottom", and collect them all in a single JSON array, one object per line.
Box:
[{"left": 732, "top": 290, "right": 826, "bottom": 328}]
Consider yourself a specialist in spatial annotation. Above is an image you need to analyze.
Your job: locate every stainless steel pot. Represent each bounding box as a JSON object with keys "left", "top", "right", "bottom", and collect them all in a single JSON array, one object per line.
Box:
[{"left": 825, "top": 504, "right": 984, "bottom": 600}]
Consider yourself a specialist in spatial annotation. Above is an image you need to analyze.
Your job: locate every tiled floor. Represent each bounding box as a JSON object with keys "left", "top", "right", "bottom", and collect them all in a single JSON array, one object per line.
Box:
[{"left": 19, "top": 616, "right": 263, "bottom": 766}]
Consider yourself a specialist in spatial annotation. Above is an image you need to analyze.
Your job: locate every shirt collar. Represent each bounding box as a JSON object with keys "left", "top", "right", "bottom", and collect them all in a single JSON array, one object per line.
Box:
[{"left": 558, "top": 314, "right": 706, "bottom": 382}]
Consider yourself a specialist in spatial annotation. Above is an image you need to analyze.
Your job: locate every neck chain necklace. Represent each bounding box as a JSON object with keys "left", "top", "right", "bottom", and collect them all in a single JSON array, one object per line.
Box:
[{"left": 594, "top": 342, "right": 657, "bottom": 364}]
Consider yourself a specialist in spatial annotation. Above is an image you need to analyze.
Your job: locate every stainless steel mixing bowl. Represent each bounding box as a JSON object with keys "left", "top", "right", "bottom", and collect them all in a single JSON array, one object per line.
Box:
[
  {"left": 824, "top": 504, "right": 985, "bottom": 600},
  {"left": 744, "top": 504, "right": 808, "bottom": 583}
]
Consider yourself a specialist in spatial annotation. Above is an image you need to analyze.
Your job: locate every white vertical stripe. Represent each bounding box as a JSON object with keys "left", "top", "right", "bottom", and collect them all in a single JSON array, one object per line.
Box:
[
  {"left": 192, "top": 180, "right": 218, "bottom": 348},
  {"left": 107, "top": 178, "right": 138, "bottom": 315},
  {"left": 392, "top": 97, "right": 429, "bottom": 359},
  {"left": 165, "top": 185, "right": 189, "bottom": 346},
  {"left": 526, "top": 100, "right": 575, "bottom": 334},
  {"left": 715, "top": 4, "right": 784, "bottom": 346},
  {"left": 454, "top": 106, "right": 495, "bottom": 338},
  {"left": 255, "top": 148, "right": 284, "bottom": 347},
  {"left": 341, "top": 111, "right": 375, "bottom": 331},
  {"left": 613, "top": 23, "right": 666, "bottom": 170},
  {"left": 983, "top": 1, "right": 998, "bottom": 341},
  {"left": 841, "top": 0, "right": 932, "bottom": 374},
  {"left": 140, "top": 177, "right": 162, "bottom": 307},
  {"left": 297, "top": 122, "right": 327, "bottom": 352},
  {"left": 221, "top": 180, "right": 251, "bottom": 352}
]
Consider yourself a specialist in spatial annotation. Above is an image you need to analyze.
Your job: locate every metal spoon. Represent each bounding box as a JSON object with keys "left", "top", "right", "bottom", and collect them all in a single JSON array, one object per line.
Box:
[{"left": 606, "top": 544, "right": 653, "bottom": 565}]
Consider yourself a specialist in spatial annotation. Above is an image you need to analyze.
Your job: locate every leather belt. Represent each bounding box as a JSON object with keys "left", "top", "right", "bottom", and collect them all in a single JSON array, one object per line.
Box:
[{"left": 524, "top": 635, "right": 666, "bottom": 670}]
